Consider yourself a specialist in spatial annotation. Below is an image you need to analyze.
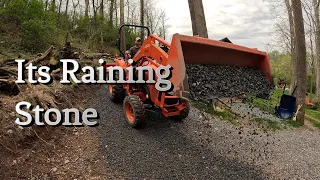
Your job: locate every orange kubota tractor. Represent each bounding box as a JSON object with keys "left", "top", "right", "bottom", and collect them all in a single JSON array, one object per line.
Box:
[{"left": 105, "top": 25, "right": 273, "bottom": 128}]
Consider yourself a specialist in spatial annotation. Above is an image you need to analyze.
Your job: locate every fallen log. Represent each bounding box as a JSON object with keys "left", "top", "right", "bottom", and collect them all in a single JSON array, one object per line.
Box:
[
  {"left": 0, "top": 76, "right": 10, "bottom": 79},
  {"left": 25, "top": 46, "right": 55, "bottom": 67},
  {"left": 0, "top": 67, "right": 17, "bottom": 76},
  {"left": 0, "top": 58, "right": 16, "bottom": 66},
  {"left": 51, "top": 68, "right": 61, "bottom": 74},
  {"left": 83, "top": 53, "right": 111, "bottom": 60},
  {"left": 213, "top": 98, "right": 242, "bottom": 117},
  {"left": 0, "top": 78, "right": 10, "bottom": 83},
  {"left": 51, "top": 68, "right": 62, "bottom": 81},
  {"left": 51, "top": 74, "right": 62, "bottom": 81}
]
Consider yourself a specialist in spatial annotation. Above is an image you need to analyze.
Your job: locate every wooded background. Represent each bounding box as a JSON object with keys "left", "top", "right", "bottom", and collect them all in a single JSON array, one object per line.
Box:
[{"left": 0, "top": 0, "right": 170, "bottom": 53}]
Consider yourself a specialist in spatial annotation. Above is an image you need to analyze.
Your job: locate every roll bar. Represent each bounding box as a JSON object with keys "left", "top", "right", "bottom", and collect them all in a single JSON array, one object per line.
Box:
[{"left": 118, "top": 24, "right": 151, "bottom": 58}]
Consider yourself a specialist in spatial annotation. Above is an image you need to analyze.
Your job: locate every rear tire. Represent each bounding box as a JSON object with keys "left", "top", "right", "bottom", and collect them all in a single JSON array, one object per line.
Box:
[
  {"left": 108, "top": 84, "right": 125, "bottom": 103},
  {"left": 173, "top": 103, "right": 190, "bottom": 121},
  {"left": 123, "top": 95, "right": 145, "bottom": 128}
]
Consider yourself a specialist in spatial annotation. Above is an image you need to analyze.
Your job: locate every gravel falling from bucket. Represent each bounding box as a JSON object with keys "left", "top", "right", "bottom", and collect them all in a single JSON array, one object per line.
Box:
[{"left": 186, "top": 64, "right": 273, "bottom": 102}]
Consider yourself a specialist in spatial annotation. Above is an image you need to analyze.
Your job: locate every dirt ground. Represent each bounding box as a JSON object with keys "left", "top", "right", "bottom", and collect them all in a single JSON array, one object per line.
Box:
[{"left": 0, "top": 85, "right": 118, "bottom": 179}]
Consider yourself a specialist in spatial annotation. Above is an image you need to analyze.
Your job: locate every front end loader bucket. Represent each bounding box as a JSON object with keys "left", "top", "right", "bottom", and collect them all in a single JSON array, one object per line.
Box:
[{"left": 166, "top": 34, "right": 273, "bottom": 99}]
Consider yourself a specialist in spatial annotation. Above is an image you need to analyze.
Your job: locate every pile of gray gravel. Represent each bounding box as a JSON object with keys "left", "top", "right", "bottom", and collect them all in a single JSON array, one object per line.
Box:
[{"left": 186, "top": 64, "right": 273, "bottom": 102}]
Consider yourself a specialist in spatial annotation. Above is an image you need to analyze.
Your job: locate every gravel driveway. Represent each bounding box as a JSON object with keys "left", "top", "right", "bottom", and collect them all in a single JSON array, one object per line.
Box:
[{"left": 89, "top": 86, "right": 320, "bottom": 179}]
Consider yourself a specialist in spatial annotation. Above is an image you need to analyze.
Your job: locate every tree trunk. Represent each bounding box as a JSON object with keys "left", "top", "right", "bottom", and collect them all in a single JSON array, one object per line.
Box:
[
  {"left": 109, "top": 0, "right": 114, "bottom": 26},
  {"left": 72, "top": 0, "right": 80, "bottom": 29},
  {"left": 292, "top": 0, "right": 307, "bottom": 124},
  {"left": 92, "top": 0, "right": 97, "bottom": 22},
  {"left": 50, "top": 0, "right": 56, "bottom": 12},
  {"left": 140, "top": 0, "right": 145, "bottom": 41},
  {"left": 131, "top": 9, "right": 135, "bottom": 26},
  {"left": 45, "top": 0, "right": 49, "bottom": 11},
  {"left": 58, "top": 0, "right": 63, "bottom": 21},
  {"left": 311, "top": 67, "right": 314, "bottom": 101},
  {"left": 85, "top": 0, "right": 89, "bottom": 17},
  {"left": 127, "top": 0, "right": 130, "bottom": 24},
  {"left": 115, "top": 0, "right": 118, "bottom": 26},
  {"left": 120, "top": 0, "right": 126, "bottom": 54},
  {"left": 120, "top": 0, "right": 125, "bottom": 24},
  {"left": 146, "top": 7, "right": 152, "bottom": 34},
  {"left": 65, "top": 0, "right": 69, "bottom": 15},
  {"left": 162, "top": 15, "right": 166, "bottom": 40},
  {"left": 285, "top": 0, "right": 296, "bottom": 93},
  {"left": 310, "top": 29, "right": 316, "bottom": 102},
  {"left": 187, "top": 0, "right": 208, "bottom": 38},
  {"left": 101, "top": 0, "right": 104, "bottom": 46},
  {"left": 100, "top": 0, "right": 104, "bottom": 17},
  {"left": 314, "top": 0, "right": 320, "bottom": 102}
]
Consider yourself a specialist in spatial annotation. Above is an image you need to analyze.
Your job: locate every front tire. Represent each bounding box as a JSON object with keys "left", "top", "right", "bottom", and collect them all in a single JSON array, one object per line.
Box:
[
  {"left": 108, "top": 84, "right": 125, "bottom": 103},
  {"left": 123, "top": 95, "right": 145, "bottom": 128},
  {"left": 173, "top": 103, "right": 190, "bottom": 121}
]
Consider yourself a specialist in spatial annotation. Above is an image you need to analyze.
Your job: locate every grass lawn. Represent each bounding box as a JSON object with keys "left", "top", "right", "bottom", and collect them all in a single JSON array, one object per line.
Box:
[
  {"left": 305, "top": 116, "right": 320, "bottom": 127},
  {"left": 246, "top": 88, "right": 286, "bottom": 114},
  {"left": 192, "top": 101, "right": 239, "bottom": 125},
  {"left": 305, "top": 108, "right": 320, "bottom": 127}
]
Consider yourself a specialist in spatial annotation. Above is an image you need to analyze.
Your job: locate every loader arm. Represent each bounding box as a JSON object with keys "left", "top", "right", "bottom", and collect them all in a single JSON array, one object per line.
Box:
[{"left": 132, "top": 34, "right": 170, "bottom": 65}]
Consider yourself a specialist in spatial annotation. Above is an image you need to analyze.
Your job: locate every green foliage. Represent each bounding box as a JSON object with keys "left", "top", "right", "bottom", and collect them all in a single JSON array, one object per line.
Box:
[
  {"left": 21, "top": 19, "right": 59, "bottom": 51},
  {"left": 0, "top": 0, "right": 61, "bottom": 51},
  {"left": 304, "top": 106, "right": 320, "bottom": 128},
  {"left": 269, "top": 51, "right": 315, "bottom": 94},
  {"left": 72, "top": 15, "right": 139, "bottom": 52},
  {"left": 305, "top": 108, "right": 320, "bottom": 119},
  {"left": 283, "top": 119, "right": 303, "bottom": 128},
  {"left": 269, "top": 51, "right": 292, "bottom": 85},
  {"left": 75, "top": 16, "right": 91, "bottom": 38},
  {"left": 307, "top": 73, "right": 316, "bottom": 94},
  {"left": 0, "top": 0, "right": 48, "bottom": 23},
  {"left": 125, "top": 28, "right": 139, "bottom": 50},
  {"left": 50, "top": 0, "right": 56, "bottom": 12},
  {"left": 0, "top": 0, "right": 29, "bottom": 23},
  {"left": 0, "top": 0, "right": 139, "bottom": 53}
]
